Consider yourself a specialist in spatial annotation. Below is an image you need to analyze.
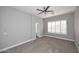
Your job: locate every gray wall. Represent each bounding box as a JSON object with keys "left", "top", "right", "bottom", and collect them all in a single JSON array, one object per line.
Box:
[
  {"left": 74, "top": 7, "right": 79, "bottom": 49},
  {"left": 0, "top": 6, "right": 43, "bottom": 50},
  {"left": 31, "top": 15, "right": 43, "bottom": 38},
  {"left": 43, "top": 12, "right": 75, "bottom": 40}
]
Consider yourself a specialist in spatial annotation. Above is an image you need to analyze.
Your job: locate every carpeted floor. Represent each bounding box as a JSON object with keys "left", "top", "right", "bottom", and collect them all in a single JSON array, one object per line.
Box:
[{"left": 1, "top": 36, "right": 78, "bottom": 53}]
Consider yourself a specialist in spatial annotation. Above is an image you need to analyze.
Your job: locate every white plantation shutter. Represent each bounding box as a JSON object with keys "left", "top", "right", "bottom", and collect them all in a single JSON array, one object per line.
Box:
[
  {"left": 48, "top": 22, "right": 52, "bottom": 33},
  {"left": 51, "top": 22, "right": 55, "bottom": 33},
  {"left": 61, "top": 20, "right": 67, "bottom": 34},
  {"left": 56, "top": 21, "right": 60, "bottom": 33},
  {"left": 48, "top": 20, "right": 67, "bottom": 34}
]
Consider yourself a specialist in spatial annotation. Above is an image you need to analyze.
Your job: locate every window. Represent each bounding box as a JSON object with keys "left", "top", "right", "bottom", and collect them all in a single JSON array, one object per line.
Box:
[
  {"left": 48, "top": 20, "right": 67, "bottom": 34},
  {"left": 48, "top": 22, "right": 52, "bottom": 33},
  {"left": 61, "top": 20, "right": 67, "bottom": 34},
  {"left": 56, "top": 21, "right": 60, "bottom": 33},
  {"left": 51, "top": 22, "right": 55, "bottom": 33}
]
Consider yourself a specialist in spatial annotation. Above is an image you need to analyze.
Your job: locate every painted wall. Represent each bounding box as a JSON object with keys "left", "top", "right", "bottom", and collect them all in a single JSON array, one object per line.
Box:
[
  {"left": 43, "top": 12, "right": 75, "bottom": 40},
  {"left": 74, "top": 7, "right": 79, "bottom": 50},
  {"left": 0, "top": 6, "right": 43, "bottom": 50},
  {"left": 31, "top": 15, "right": 43, "bottom": 38}
]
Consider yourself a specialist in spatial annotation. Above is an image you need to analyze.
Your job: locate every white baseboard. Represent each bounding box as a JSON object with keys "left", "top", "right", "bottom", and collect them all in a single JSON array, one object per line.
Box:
[
  {"left": 43, "top": 35, "right": 74, "bottom": 42},
  {"left": 0, "top": 35, "right": 74, "bottom": 52},
  {"left": 0, "top": 38, "right": 36, "bottom": 52}
]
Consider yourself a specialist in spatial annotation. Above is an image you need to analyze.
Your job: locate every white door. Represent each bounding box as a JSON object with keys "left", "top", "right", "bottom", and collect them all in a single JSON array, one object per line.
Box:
[{"left": 35, "top": 23, "right": 40, "bottom": 37}]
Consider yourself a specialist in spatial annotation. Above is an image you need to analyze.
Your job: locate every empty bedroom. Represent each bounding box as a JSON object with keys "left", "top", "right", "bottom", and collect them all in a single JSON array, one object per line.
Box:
[{"left": 0, "top": 6, "right": 79, "bottom": 53}]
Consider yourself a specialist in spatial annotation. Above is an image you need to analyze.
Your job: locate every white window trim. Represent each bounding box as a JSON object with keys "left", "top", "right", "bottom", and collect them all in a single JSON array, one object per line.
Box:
[{"left": 47, "top": 20, "right": 67, "bottom": 35}]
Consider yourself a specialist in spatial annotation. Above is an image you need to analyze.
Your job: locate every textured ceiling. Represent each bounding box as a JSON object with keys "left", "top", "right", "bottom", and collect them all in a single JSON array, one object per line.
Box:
[{"left": 12, "top": 6, "right": 76, "bottom": 18}]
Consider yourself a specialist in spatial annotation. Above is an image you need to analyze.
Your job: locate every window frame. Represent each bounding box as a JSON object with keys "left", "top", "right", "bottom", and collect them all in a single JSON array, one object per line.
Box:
[{"left": 47, "top": 20, "right": 67, "bottom": 35}]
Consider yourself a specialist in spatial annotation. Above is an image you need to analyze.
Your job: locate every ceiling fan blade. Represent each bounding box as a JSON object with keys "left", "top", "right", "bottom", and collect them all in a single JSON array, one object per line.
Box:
[
  {"left": 38, "top": 12, "right": 43, "bottom": 15},
  {"left": 37, "top": 9, "right": 43, "bottom": 11},
  {"left": 46, "top": 10, "right": 53, "bottom": 12},
  {"left": 47, "top": 11, "right": 54, "bottom": 14},
  {"left": 45, "top": 6, "right": 50, "bottom": 11}
]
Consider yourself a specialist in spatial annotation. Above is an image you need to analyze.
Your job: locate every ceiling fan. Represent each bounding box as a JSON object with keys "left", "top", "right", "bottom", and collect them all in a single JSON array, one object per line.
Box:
[{"left": 37, "top": 6, "right": 54, "bottom": 15}]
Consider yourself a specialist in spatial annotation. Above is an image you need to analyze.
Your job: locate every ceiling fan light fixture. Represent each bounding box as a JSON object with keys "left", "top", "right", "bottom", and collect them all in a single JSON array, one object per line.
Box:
[{"left": 37, "top": 6, "right": 54, "bottom": 15}]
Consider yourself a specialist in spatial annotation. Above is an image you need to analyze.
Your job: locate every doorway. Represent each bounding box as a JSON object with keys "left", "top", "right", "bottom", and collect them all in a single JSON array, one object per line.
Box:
[{"left": 35, "top": 23, "right": 40, "bottom": 38}]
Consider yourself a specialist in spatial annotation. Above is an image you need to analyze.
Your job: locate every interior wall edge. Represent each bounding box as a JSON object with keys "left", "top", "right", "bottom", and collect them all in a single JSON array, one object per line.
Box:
[{"left": 74, "top": 41, "right": 79, "bottom": 52}]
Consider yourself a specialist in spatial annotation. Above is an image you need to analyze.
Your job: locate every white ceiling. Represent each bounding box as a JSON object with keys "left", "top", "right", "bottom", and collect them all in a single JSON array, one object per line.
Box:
[{"left": 12, "top": 6, "right": 76, "bottom": 18}]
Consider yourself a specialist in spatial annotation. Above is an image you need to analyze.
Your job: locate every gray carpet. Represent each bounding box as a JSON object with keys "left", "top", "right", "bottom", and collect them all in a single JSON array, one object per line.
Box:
[{"left": 1, "top": 36, "right": 78, "bottom": 53}]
